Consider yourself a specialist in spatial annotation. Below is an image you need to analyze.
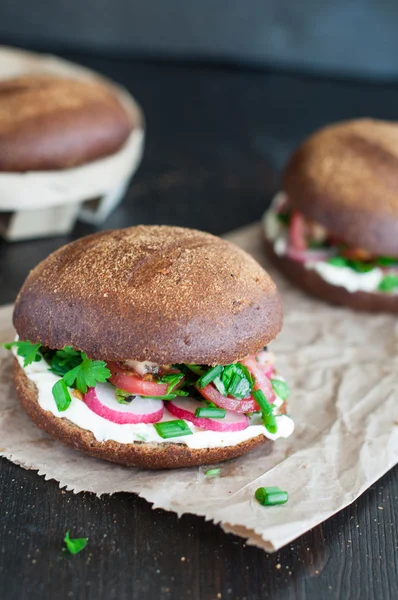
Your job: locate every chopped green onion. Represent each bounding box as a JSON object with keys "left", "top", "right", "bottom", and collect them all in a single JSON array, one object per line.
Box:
[
  {"left": 116, "top": 388, "right": 134, "bottom": 404},
  {"left": 252, "top": 389, "right": 278, "bottom": 433},
  {"left": 158, "top": 372, "right": 185, "bottom": 394},
  {"left": 194, "top": 407, "right": 226, "bottom": 419},
  {"left": 154, "top": 420, "right": 193, "bottom": 439},
  {"left": 63, "top": 531, "right": 88, "bottom": 555},
  {"left": 141, "top": 394, "right": 179, "bottom": 400},
  {"left": 213, "top": 375, "right": 227, "bottom": 396},
  {"left": 376, "top": 256, "right": 398, "bottom": 267},
  {"left": 205, "top": 468, "right": 221, "bottom": 478},
  {"left": 271, "top": 379, "right": 290, "bottom": 401},
  {"left": 378, "top": 274, "right": 398, "bottom": 292},
  {"left": 185, "top": 364, "right": 205, "bottom": 375},
  {"left": 196, "top": 365, "right": 223, "bottom": 388},
  {"left": 255, "top": 487, "right": 288, "bottom": 506},
  {"left": 327, "top": 256, "right": 348, "bottom": 267},
  {"left": 52, "top": 379, "right": 72, "bottom": 412}
]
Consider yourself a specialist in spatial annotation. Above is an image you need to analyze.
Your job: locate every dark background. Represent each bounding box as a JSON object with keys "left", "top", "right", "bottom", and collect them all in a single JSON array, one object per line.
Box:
[
  {"left": 1, "top": 4, "right": 398, "bottom": 600},
  {"left": 2, "top": 0, "right": 398, "bottom": 77}
]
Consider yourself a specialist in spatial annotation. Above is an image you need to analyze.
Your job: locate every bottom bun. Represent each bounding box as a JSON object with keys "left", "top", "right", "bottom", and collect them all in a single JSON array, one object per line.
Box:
[
  {"left": 265, "top": 241, "right": 398, "bottom": 313},
  {"left": 14, "top": 360, "right": 270, "bottom": 469}
]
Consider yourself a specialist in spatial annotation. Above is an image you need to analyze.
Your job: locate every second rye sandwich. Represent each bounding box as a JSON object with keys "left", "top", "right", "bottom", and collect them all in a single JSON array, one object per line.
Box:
[{"left": 9, "top": 225, "right": 294, "bottom": 469}]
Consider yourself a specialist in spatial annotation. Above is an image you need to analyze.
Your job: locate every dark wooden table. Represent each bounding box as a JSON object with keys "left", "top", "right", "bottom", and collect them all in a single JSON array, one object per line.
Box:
[{"left": 0, "top": 52, "right": 397, "bottom": 600}]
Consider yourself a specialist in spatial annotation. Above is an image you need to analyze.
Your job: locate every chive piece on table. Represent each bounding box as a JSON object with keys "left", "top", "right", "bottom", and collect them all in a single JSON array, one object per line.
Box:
[
  {"left": 195, "top": 407, "right": 226, "bottom": 419},
  {"left": 255, "top": 487, "right": 288, "bottom": 506},
  {"left": 154, "top": 420, "right": 193, "bottom": 439},
  {"left": 196, "top": 365, "right": 224, "bottom": 388},
  {"left": 205, "top": 468, "right": 221, "bottom": 478}
]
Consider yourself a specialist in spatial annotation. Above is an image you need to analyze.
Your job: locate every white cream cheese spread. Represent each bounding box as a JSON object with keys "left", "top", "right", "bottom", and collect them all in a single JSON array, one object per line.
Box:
[
  {"left": 15, "top": 352, "right": 294, "bottom": 449},
  {"left": 264, "top": 193, "right": 397, "bottom": 295}
]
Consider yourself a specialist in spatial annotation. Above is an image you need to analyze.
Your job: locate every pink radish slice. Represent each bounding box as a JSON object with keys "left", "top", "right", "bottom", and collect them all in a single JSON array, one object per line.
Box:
[
  {"left": 286, "top": 246, "right": 334, "bottom": 263},
  {"left": 166, "top": 399, "right": 249, "bottom": 432},
  {"left": 241, "top": 357, "right": 276, "bottom": 404},
  {"left": 84, "top": 383, "right": 164, "bottom": 424}
]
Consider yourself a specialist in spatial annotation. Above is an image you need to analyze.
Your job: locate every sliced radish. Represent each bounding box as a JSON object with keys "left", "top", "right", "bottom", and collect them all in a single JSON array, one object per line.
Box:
[
  {"left": 286, "top": 246, "right": 334, "bottom": 263},
  {"left": 289, "top": 211, "right": 307, "bottom": 251},
  {"left": 241, "top": 356, "right": 276, "bottom": 404},
  {"left": 166, "top": 398, "right": 248, "bottom": 432},
  {"left": 198, "top": 383, "right": 259, "bottom": 413},
  {"left": 84, "top": 383, "right": 164, "bottom": 424}
]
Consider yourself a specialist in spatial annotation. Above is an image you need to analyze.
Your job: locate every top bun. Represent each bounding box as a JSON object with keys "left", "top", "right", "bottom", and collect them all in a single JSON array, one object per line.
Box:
[
  {"left": 283, "top": 119, "right": 398, "bottom": 256},
  {"left": 0, "top": 75, "right": 133, "bottom": 171},
  {"left": 13, "top": 226, "right": 282, "bottom": 364}
]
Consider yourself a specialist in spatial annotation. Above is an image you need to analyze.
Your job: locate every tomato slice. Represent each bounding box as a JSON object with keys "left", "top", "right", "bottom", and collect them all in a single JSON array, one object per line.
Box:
[
  {"left": 107, "top": 362, "right": 169, "bottom": 397},
  {"left": 289, "top": 211, "right": 307, "bottom": 251},
  {"left": 197, "top": 384, "right": 260, "bottom": 414},
  {"left": 241, "top": 356, "right": 276, "bottom": 403}
]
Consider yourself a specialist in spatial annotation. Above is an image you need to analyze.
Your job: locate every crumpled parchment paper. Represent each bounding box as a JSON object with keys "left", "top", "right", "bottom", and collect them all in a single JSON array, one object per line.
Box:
[{"left": 0, "top": 222, "right": 397, "bottom": 552}]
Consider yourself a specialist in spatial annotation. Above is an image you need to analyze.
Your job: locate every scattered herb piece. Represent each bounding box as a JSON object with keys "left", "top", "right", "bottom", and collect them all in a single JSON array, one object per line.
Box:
[
  {"left": 327, "top": 256, "right": 374, "bottom": 273},
  {"left": 205, "top": 468, "right": 221, "bottom": 478},
  {"left": 4, "top": 340, "right": 42, "bottom": 367},
  {"left": 271, "top": 379, "right": 290, "bottom": 401},
  {"left": 154, "top": 420, "right": 193, "bottom": 439},
  {"left": 63, "top": 531, "right": 88, "bottom": 555},
  {"left": 194, "top": 407, "right": 226, "bottom": 419},
  {"left": 255, "top": 487, "right": 288, "bottom": 506},
  {"left": 378, "top": 274, "right": 398, "bottom": 293},
  {"left": 52, "top": 379, "right": 72, "bottom": 412},
  {"left": 184, "top": 364, "right": 205, "bottom": 376}
]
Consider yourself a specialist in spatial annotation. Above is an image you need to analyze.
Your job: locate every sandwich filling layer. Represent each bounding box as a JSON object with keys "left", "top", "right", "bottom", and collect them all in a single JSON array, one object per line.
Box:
[
  {"left": 12, "top": 344, "right": 294, "bottom": 450},
  {"left": 264, "top": 193, "right": 398, "bottom": 295}
]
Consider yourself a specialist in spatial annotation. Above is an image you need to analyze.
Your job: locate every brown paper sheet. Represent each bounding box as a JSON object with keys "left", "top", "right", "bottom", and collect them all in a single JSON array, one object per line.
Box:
[{"left": 0, "top": 222, "right": 397, "bottom": 552}]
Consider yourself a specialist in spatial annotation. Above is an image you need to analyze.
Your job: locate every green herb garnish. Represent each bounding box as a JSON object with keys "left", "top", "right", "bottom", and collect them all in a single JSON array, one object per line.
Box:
[
  {"left": 255, "top": 487, "right": 288, "bottom": 506},
  {"left": 63, "top": 531, "right": 88, "bottom": 555},
  {"left": 378, "top": 274, "right": 398, "bottom": 293},
  {"left": 154, "top": 420, "right": 193, "bottom": 439},
  {"left": 195, "top": 407, "right": 226, "bottom": 419},
  {"left": 62, "top": 353, "right": 110, "bottom": 394},
  {"left": 252, "top": 389, "right": 277, "bottom": 433},
  {"left": 276, "top": 212, "right": 291, "bottom": 225},
  {"left": 52, "top": 379, "right": 72, "bottom": 412},
  {"left": 196, "top": 365, "right": 224, "bottom": 388},
  {"left": 116, "top": 388, "right": 134, "bottom": 405},
  {"left": 205, "top": 468, "right": 221, "bottom": 478},
  {"left": 48, "top": 347, "right": 82, "bottom": 377},
  {"left": 376, "top": 256, "right": 398, "bottom": 267},
  {"left": 158, "top": 372, "right": 185, "bottom": 394},
  {"left": 270, "top": 378, "right": 290, "bottom": 401},
  {"left": 327, "top": 256, "right": 374, "bottom": 273},
  {"left": 4, "top": 340, "right": 42, "bottom": 367}
]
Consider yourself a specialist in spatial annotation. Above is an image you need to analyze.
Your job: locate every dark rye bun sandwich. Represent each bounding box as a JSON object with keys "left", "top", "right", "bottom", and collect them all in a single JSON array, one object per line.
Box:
[
  {"left": 0, "top": 74, "right": 133, "bottom": 171},
  {"left": 8, "top": 225, "right": 293, "bottom": 469},
  {"left": 263, "top": 119, "right": 398, "bottom": 312}
]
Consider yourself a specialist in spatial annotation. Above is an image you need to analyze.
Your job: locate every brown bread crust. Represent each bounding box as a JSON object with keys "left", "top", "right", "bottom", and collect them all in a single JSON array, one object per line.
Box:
[
  {"left": 283, "top": 119, "right": 398, "bottom": 256},
  {"left": 13, "top": 359, "right": 270, "bottom": 469},
  {"left": 0, "top": 75, "right": 134, "bottom": 171},
  {"left": 13, "top": 225, "right": 282, "bottom": 364},
  {"left": 265, "top": 240, "right": 398, "bottom": 313}
]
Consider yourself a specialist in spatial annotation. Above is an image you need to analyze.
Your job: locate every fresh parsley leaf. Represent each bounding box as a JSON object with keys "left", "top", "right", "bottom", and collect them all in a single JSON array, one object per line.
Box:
[
  {"left": 49, "top": 347, "right": 82, "bottom": 377},
  {"left": 4, "top": 341, "right": 42, "bottom": 367},
  {"left": 271, "top": 378, "right": 290, "bottom": 400},
  {"left": 378, "top": 274, "right": 398, "bottom": 293},
  {"left": 63, "top": 531, "right": 88, "bottom": 555},
  {"left": 52, "top": 379, "right": 72, "bottom": 412},
  {"left": 62, "top": 353, "right": 110, "bottom": 393}
]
